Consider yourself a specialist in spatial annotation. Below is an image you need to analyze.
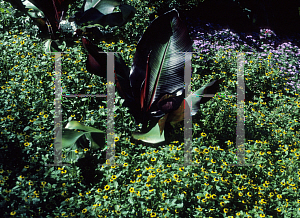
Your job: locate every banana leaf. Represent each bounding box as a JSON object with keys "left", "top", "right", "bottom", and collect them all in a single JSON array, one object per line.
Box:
[
  {"left": 63, "top": 121, "right": 106, "bottom": 149},
  {"left": 82, "top": 36, "right": 107, "bottom": 78},
  {"left": 21, "top": 0, "right": 72, "bottom": 39},
  {"left": 129, "top": 9, "right": 193, "bottom": 130},
  {"left": 5, "top": 0, "right": 73, "bottom": 55},
  {"left": 43, "top": 39, "right": 67, "bottom": 54},
  {"left": 128, "top": 9, "right": 226, "bottom": 143},
  {"left": 69, "top": 0, "right": 136, "bottom": 29},
  {"left": 61, "top": 121, "right": 106, "bottom": 160}
]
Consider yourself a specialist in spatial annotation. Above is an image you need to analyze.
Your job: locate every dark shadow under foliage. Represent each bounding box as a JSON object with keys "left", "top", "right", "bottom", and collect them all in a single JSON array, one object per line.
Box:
[{"left": 75, "top": 151, "right": 106, "bottom": 188}]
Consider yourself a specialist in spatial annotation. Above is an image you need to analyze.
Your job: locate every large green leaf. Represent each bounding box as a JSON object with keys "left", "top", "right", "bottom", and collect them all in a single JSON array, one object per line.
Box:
[
  {"left": 132, "top": 123, "right": 165, "bottom": 144},
  {"left": 84, "top": 0, "right": 121, "bottom": 15},
  {"left": 62, "top": 121, "right": 106, "bottom": 150},
  {"left": 69, "top": 0, "right": 136, "bottom": 29},
  {"left": 22, "top": 0, "right": 45, "bottom": 18},
  {"left": 61, "top": 128, "right": 88, "bottom": 149}
]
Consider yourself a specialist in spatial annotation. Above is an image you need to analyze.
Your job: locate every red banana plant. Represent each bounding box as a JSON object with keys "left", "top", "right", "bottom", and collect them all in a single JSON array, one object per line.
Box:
[
  {"left": 70, "top": 9, "right": 225, "bottom": 146},
  {"left": 4, "top": 0, "right": 73, "bottom": 40},
  {"left": 5, "top": 0, "right": 136, "bottom": 52}
]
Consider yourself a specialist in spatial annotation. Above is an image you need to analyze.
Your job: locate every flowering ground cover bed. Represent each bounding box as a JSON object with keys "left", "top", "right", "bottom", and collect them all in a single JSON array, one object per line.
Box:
[{"left": 0, "top": 0, "right": 300, "bottom": 217}]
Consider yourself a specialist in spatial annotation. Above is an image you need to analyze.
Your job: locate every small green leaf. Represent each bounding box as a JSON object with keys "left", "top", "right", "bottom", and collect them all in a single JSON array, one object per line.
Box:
[
  {"left": 114, "top": 181, "right": 118, "bottom": 189},
  {"left": 176, "top": 203, "right": 183, "bottom": 208},
  {"left": 128, "top": 197, "right": 134, "bottom": 205}
]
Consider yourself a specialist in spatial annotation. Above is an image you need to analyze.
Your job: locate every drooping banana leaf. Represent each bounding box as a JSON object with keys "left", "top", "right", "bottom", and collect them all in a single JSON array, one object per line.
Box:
[
  {"left": 4, "top": 0, "right": 48, "bottom": 36},
  {"left": 132, "top": 123, "right": 165, "bottom": 144},
  {"left": 69, "top": 0, "right": 136, "bottom": 30},
  {"left": 21, "top": 0, "right": 45, "bottom": 18},
  {"left": 24, "top": 0, "right": 72, "bottom": 39},
  {"left": 61, "top": 121, "right": 106, "bottom": 160},
  {"left": 5, "top": 0, "right": 74, "bottom": 54},
  {"left": 32, "top": 0, "right": 73, "bottom": 36},
  {"left": 62, "top": 121, "right": 124, "bottom": 161},
  {"left": 4, "top": 0, "right": 45, "bottom": 20},
  {"left": 63, "top": 121, "right": 106, "bottom": 150}
]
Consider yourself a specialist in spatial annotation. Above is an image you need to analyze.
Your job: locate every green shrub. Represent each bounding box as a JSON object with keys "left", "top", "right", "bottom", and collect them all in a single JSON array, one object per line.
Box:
[{"left": 0, "top": 0, "right": 299, "bottom": 217}]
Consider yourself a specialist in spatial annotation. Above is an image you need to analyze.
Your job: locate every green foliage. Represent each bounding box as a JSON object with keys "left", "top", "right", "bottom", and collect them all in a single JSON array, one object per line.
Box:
[
  {"left": 148, "top": 0, "right": 203, "bottom": 11},
  {"left": 0, "top": 0, "right": 300, "bottom": 217}
]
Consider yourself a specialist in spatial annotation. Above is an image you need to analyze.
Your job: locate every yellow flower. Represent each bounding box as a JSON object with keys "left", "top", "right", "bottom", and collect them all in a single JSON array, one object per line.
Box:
[
  {"left": 120, "top": 40, "right": 123, "bottom": 43},
  {"left": 61, "top": 170, "right": 67, "bottom": 174},
  {"left": 150, "top": 212, "right": 156, "bottom": 217},
  {"left": 104, "top": 185, "right": 110, "bottom": 190},
  {"left": 82, "top": 208, "right": 87, "bottom": 213}
]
